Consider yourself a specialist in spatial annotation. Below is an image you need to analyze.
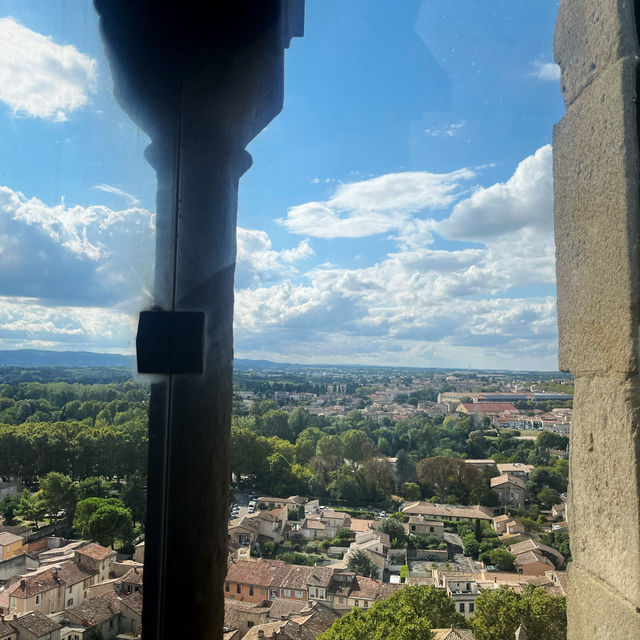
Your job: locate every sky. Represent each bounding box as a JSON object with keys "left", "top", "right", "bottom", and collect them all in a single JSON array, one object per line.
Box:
[{"left": 0, "top": 1, "right": 564, "bottom": 370}]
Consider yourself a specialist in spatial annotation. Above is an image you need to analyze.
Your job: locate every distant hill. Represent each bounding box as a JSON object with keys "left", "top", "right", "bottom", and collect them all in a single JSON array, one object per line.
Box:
[{"left": 0, "top": 349, "right": 135, "bottom": 368}]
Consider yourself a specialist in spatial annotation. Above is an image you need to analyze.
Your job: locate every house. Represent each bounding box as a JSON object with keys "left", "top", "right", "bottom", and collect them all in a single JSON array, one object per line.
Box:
[
  {"left": 133, "top": 542, "right": 144, "bottom": 564},
  {"left": 495, "top": 463, "right": 534, "bottom": 479},
  {"left": 0, "top": 616, "right": 17, "bottom": 640},
  {"left": 114, "top": 566, "right": 143, "bottom": 596},
  {"left": 490, "top": 474, "right": 527, "bottom": 510},
  {"left": 437, "top": 573, "right": 480, "bottom": 618},
  {"left": 224, "top": 598, "right": 270, "bottom": 638},
  {"left": 118, "top": 591, "right": 142, "bottom": 638},
  {"left": 269, "top": 564, "right": 314, "bottom": 602},
  {"left": 306, "top": 567, "right": 333, "bottom": 605},
  {"left": 0, "top": 533, "right": 24, "bottom": 562},
  {"left": 299, "top": 510, "right": 349, "bottom": 540},
  {"left": 65, "top": 591, "right": 121, "bottom": 640},
  {"left": 326, "top": 572, "right": 400, "bottom": 611},
  {"left": 551, "top": 503, "right": 566, "bottom": 519},
  {"left": 225, "top": 559, "right": 287, "bottom": 603},
  {"left": 9, "top": 611, "right": 61, "bottom": 640},
  {"left": 401, "top": 502, "right": 494, "bottom": 523},
  {"left": 73, "top": 545, "right": 116, "bottom": 583},
  {"left": 405, "top": 516, "right": 445, "bottom": 538},
  {"left": 512, "top": 551, "right": 555, "bottom": 576},
  {"left": 0, "top": 560, "right": 96, "bottom": 618},
  {"left": 508, "top": 539, "right": 566, "bottom": 572}
]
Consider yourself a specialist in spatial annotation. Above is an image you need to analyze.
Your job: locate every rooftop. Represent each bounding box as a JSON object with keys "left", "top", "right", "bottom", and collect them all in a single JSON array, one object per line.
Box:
[
  {"left": 67, "top": 591, "right": 121, "bottom": 626},
  {"left": 12, "top": 610, "right": 61, "bottom": 636},
  {"left": 75, "top": 543, "right": 117, "bottom": 561}
]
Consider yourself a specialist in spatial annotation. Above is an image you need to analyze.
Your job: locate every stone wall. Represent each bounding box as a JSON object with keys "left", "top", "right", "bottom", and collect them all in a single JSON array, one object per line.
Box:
[{"left": 554, "top": 1, "right": 640, "bottom": 636}]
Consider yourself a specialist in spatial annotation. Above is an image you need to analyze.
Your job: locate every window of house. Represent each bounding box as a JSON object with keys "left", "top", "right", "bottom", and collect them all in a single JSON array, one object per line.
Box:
[
  {"left": 247, "top": 621, "right": 254, "bottom": 628},
  {"left": 236, "top": 584, "right": 241, "bottom": 594},
  {"left": 260, "top": 588, "right": 265, "bottom": 595},
  {"left": 225, "top": 582, "right": 230, "bottom": 592},
  {"left": 470, "top": 603, "right": 475, "bottom": 613},
  {"left": 460, "top": 603, "right": 465, "bottom": 613},
  {"left": 284, "top": 589, "right": 291, "bottom": 597},
  {"left": 35, "top": 595, "right": 40, "bottom": 605},
  {"left": 249, "top": 586, "right": 254, "bottom": 596},
  {"left": 338, "top": 597, "right": 344, "bottom": 604}
]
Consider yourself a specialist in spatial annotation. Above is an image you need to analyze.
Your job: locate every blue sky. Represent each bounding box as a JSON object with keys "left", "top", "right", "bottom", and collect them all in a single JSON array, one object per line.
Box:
[{"left": 0, "top": 1, "right": 564, "bottom": 369}]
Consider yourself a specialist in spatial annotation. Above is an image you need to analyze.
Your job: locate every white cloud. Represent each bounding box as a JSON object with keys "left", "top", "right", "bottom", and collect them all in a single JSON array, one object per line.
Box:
[
  {"left": 235, "top": 227, "right": 313, "bottom": 288},
  {"left": 439, "top": 145, "right": 553, "bottom": 241},
  {"left": 530, "top": 60, "right": 561, "bottom": 82},
  {"left": 425, "top": 120, "right": 465, "bottom": 137},
  {"left": 93, "top": 184, "right": 140, "bottom": 206},
  {"left": 0, "top": 17, "right": 97, "bottom": 121},
  {"left": 280, "top": 169, "right": 475, "bottom": 238},
  {"left": 236, "top": 146, "right": 558, "bottom": 369},
  {"left": 0, "top": 296, "right": 137, "bottom": 352},
  {"left": 0, "top": 186, "right": 154, "bottom": 306}
]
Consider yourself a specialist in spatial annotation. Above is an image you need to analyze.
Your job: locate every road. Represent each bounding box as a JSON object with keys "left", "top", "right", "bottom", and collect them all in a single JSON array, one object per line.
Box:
[{"left": 443, "top": 531, "right": 480, "bottom": 573}]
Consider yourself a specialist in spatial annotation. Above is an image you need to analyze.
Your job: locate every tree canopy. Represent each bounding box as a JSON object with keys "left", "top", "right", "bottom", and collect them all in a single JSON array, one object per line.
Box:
[{"left": 318, "top": 585, "right": 467, "bottom": 640}]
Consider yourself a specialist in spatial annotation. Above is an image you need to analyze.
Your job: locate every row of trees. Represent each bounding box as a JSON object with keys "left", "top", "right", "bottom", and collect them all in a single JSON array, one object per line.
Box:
[
  {"left": 0, "top": 419, "right": 148, "bottom": 484},
  {"left": 318, "top": 584, "right": 566, "bottom": 640}
]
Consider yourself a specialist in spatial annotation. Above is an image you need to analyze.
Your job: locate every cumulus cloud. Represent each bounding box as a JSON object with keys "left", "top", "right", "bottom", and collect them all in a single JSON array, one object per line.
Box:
[
  {"left": 0, "top": 186, "right": 154, "bottom": 306},
  {"left": 439, "top": 145, "right": 553, "bottom": 241},
  {"left": 279, "top": 169, "right": 475, "bottom": 238},
  {"left": 236, "top": 146, "right": 558, "bottom": 368},
  {"left": 0, "top": 297, "right": 137, "bottom": 352},
  {"left": 530, "top": 60, "right": 561, "bottom": 82},
  {"left": 235, "top": 227, "right": 313, "bottom": 288},
  {"left": 0, "top": 18, "right": 97, "bottom": 122}
]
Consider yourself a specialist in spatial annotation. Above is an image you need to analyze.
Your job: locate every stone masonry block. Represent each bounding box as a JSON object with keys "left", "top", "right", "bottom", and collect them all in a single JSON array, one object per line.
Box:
[
  {"left": 555, "top": 0, "right": 639, "bottom": 106},
  {"left": 554, "top": 56, "right": 640, "bottom": 375},
  {"left": 569, "top": 375, "right": 640, "bottom": 604},
  {"left": 568, "top": 563, "right": 640, "bottom": 639}
]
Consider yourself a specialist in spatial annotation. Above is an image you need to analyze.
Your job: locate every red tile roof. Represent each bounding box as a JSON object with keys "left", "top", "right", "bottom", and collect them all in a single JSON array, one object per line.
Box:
[{"left": 76, "top": 543, "right": 116, "bottom": 561}]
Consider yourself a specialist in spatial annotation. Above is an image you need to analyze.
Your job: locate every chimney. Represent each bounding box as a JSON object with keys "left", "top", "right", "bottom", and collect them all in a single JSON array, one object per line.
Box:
[{"left": 257, "top": 631, "right": 265, "bottom": 638}]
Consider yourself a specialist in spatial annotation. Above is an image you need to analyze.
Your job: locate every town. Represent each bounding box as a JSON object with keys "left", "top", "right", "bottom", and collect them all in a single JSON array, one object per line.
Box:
[{"left": 0, "top": 363, "right": 571, "bottom": 639}]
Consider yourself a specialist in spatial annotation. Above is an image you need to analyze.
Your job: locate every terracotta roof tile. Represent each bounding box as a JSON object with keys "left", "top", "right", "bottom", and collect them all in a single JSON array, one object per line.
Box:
[
  {"left": 12, "top": 610, "right": 61, "bottom": 636},
  {"left": 75, "top": 543, "right": 116, "bottom": 561},
  {"left": 66, "top": 591, "right": 121, "bottom": 626}
]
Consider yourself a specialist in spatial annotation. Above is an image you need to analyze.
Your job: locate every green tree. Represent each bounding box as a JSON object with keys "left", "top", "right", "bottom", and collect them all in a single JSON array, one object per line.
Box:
[
  {"left": 536, "top": 487, "right": 561, "bottom": 509},
  {"left": 120, "top": 473, "right": 147, "bottom": 525},
  {"left": 17, "top": 490, "right": 47, "bottom": 528},
  {"left": 347, "top": 549, "right": 379, "bottom": 579},
  {"left": 378, "top": 518, "right": 406, "bottom": 544},
  {"left": 400, "top": 482, "right": 422, "bottom": 501},
  {"left": 0, "top": 494, "right": 20, "bottom": 525},
  {"left": 479, "top": 548, "right": 516, "bottom": 571},
  {"left": 472, "top": 585, "right": 566, "bottom": 640},
  {"left": 342, "top": 430, "right": 370, "bottom": 462},
  {"left": 318, "top": 585, "right": 466, "bottom": 640},
  {"left": 77, "top": 476, "right": 111, "bottom": 500},
  {"left": 39, "top": 472, "right": 77, "bottom": 521},
  {"left": 417, "top": 456, "right": 481, "bottom": 502},
  {"left": 74, "top": 497, "right": 126, "bottom": 538},
  {"left": 88, "top": 504, "right": 133, "bottom": 548}
]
